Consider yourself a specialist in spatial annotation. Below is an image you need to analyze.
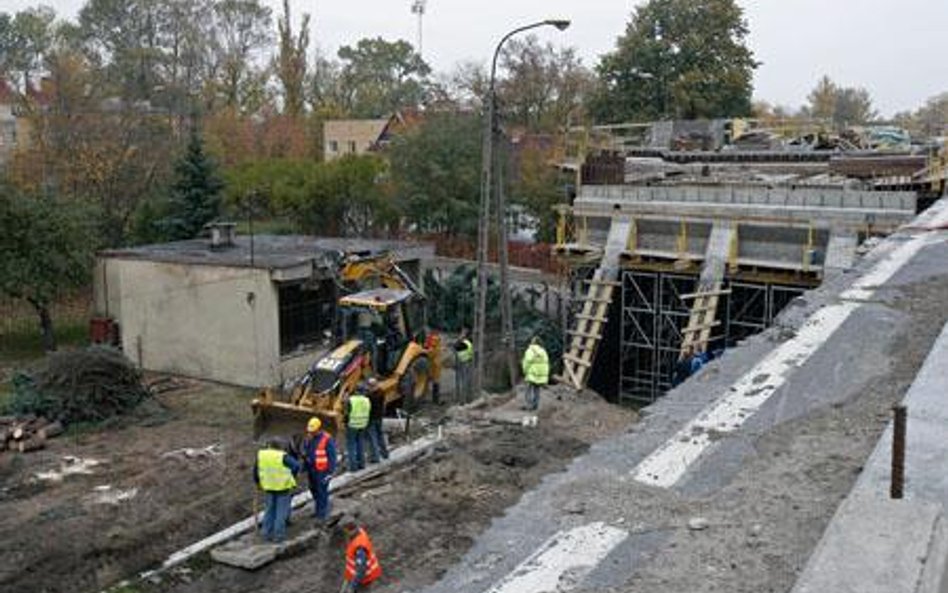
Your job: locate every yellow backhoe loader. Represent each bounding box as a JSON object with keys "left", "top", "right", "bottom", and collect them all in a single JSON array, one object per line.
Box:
[{"left": 252, "top": 253, "right": 441, "bottom": 443}]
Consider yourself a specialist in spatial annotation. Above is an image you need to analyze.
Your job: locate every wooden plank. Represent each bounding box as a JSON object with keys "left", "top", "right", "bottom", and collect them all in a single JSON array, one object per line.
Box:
[
  {"left": 567, "top": 328, "right": 602, "bottom": 340},
  {"left": 582, "top": 296, "right": 615, "bottom": 304},
  {"left": 575, "top": 313, "right": 608, "bottom": 323},
  {"left": 680, "top": 288, "right": 732, "bottom": 300},
  {"left": 563, "top": 353, "right": 594, "bottom": 368},
  {"left": 17, "top": 433, "right": 46, "bottom": 453},
  {"left": 39, "top": 421, "right": 64, "bottom": 439},
  {"left": 584, "top": 279, "right": 620, "bottom": 287}
]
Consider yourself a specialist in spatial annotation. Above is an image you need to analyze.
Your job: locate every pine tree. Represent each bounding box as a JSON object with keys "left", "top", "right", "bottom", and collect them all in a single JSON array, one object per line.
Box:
[{"left": 161, "top": 129, "right": 225, "bottom": 240}]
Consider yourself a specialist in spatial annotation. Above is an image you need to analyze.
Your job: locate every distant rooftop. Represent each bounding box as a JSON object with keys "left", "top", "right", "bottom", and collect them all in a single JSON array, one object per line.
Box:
[{"left": 99, "top": 235, "right": 433, "bottom": 270}]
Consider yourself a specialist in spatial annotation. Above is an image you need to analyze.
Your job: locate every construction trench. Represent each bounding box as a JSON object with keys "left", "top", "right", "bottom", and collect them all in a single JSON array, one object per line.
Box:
[{"left": 3, "top": 130, "right": 947, "bottom": 593}]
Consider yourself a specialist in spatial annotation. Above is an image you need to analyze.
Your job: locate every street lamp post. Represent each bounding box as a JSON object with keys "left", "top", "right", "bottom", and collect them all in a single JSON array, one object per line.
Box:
[{"left": 473, "top": 18, "right": 571, "bottom": 398}]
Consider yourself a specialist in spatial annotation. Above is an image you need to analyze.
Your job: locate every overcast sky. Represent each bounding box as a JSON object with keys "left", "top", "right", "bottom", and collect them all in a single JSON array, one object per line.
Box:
[{"left": 7, "top": 0, "right": 947, "bottom": 116}]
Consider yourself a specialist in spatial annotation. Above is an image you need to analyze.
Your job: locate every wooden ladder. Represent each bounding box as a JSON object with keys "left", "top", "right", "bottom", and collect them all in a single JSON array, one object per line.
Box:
[
  {"left": 558, "top": 278, "right": 619, "bottom": 389},
  {"left": 556, "top": 215, "right": 632, "bottom": 390},
  {"left": 679, "top": 283, "right": 730, "bottom": 357}
]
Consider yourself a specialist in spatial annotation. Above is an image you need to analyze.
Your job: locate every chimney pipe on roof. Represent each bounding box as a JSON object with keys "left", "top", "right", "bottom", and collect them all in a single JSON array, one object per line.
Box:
[{"left": 206, "top": 221, "right": 237, "bottom": 249}]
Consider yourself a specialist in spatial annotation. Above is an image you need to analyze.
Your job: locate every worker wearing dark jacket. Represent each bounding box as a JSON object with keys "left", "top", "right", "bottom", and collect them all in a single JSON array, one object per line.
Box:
[
  {"left": 345, "top": 386, "right": 371, "bottom": 472},
  {"left": 365, "top": 378, "right": 389, "bottom": 464},
  {"left": 340, "top": 518, "right": 382, "bottom": 592},
  {"left": 301, "top": 417, "right": 337, "bottom": 522},
  {"left": 253, "top": 438, "right": 301, "bottom": 543}
]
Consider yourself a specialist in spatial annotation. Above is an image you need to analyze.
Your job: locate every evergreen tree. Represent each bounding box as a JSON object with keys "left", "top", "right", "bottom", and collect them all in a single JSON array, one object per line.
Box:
[{"left": 161, "top": 129, "right": 225, "bottom": 240}]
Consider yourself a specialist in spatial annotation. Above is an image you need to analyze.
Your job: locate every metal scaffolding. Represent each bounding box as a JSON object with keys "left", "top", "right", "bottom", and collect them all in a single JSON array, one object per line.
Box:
[{"left": 618, "top": 270, "right": 805, "bottom": 406}]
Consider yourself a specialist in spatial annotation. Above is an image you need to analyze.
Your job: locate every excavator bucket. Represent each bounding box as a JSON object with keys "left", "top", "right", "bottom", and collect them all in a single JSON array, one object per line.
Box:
[{"left": 252, "top": 388, "right": 344, "bottom": 446}]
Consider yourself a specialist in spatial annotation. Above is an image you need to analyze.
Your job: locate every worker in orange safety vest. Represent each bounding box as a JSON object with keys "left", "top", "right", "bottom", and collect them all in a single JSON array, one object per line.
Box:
[
  {"left": 301, "top": 416, "right": 337, "bottom": 523},
  {"left": 339, "top": 517, "right": 382, "bottom": 592}
]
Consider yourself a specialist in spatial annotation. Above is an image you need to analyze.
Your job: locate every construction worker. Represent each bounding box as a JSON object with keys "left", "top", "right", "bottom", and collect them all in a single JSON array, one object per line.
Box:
[
  {"left": 253, "top": 437, "right": 301, "bottom": 543},
  {"left": 301, "top": 416, "right": 337, "bottom": 523},
  {"left": 340, "top": 517, "right": 382, "bottom": 592},
  {"left": 366, "top": 378, "right": 389, "bottom": 464},
  {"left": 673, "top": 345, "right": 694, "bottom": 386},
  {"left": 453, "top": 327, "right": 474, "bottom": 403},
  {"left": 520, "top": 336, "right": 550, "bottom": 411},
  {"left": 345, "top": 384, "right": 372, "bottom": 472},
  {"left": 690, "top": 345, "right": 710, "bottom": 374}
]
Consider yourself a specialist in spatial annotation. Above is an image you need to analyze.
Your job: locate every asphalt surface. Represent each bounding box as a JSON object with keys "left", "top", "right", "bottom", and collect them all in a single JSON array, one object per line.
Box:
[{"left": 415, "top": 198, "right": 948, "bottom": 593}]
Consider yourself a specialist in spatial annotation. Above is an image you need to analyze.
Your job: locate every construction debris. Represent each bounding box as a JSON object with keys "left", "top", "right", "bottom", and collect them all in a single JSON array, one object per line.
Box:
[
  {"left": 0, "top": 415, "right": 63, "bottom": 453},
  {"left": 160, "top": 443, "right": 224, "bottom": 462},
  {"left": 89, "top": 485, "right": 139, "bottom": 505},
  {"left": 7, "top": 346, "right": 151, "bottom": 426},
  {"left": 33, "top": 456, "right": 104, "bottom": 482}
]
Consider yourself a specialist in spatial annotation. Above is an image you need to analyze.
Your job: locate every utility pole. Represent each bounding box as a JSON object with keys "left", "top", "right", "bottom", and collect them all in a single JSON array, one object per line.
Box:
[
  {"left": 494, "top": 127, "right": 517, "bottom": 385},
  {"left": 472, "top": 19, "right": 571, "bottom": 398}
]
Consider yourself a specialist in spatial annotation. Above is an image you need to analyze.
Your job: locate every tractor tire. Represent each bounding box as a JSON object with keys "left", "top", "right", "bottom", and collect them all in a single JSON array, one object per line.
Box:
[{"left": 398, "top": 356, "right": 430, "bottom": 412}]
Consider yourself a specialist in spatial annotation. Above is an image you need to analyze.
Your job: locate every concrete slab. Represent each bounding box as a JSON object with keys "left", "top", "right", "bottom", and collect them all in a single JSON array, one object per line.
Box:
[
  {"left": 211, "top": 540, "right": 281, "bottom": 570},
  {"left": 210, "top": 514, "right": 338, "bottom": 570},
  {"left": 792, "top": 496, "right": 943, "bottom": 593}
]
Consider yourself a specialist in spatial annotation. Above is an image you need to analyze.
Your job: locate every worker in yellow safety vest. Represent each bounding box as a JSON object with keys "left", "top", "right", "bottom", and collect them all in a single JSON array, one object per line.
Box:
[
  {"left": 340, "top": 517, "right": 382, "bottom": 592},
  {"left": 253, "top": 437, "right": 301, "bottom": 542},
  {"left": 453, "top": 327, "right": 474, "bottom": 403},
  {"left": 345, "top": 385, "right": 372, "bottom": 472},
  {"left": 520, "top": 336, "right": 549, "bottom": 411}
]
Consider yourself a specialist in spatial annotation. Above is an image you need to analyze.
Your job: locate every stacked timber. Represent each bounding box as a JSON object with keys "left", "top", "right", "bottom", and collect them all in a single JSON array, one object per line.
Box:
[{"left": 0, "top": 415, "right": 64, "bottom": 453}]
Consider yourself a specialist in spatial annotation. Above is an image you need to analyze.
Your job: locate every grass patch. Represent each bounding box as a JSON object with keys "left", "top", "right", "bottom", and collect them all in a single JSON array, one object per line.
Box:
[{"left": 0, "top": 319, "right": 88, "bottom": 363}]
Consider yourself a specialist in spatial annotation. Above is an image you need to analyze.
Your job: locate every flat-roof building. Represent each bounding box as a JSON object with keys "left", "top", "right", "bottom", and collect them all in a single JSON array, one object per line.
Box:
[{"left": 93, "top": 231, "right": 432, "bottom": 387}]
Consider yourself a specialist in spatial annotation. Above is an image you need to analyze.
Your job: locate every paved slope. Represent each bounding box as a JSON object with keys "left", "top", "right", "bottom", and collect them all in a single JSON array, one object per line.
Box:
[{"left": 418, "top": 199, "right": 948, "bottom": 593}]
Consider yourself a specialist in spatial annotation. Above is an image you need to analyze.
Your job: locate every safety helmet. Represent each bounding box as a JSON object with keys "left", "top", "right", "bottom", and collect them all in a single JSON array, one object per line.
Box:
[{"left": 306, "top": 417, "right": 322, "bottom": 433}]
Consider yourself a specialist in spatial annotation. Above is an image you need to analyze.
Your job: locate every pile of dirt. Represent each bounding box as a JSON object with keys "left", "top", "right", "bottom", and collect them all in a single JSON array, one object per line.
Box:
[{"left": 7, "top": 346, "right": 150, "bottom": 424}]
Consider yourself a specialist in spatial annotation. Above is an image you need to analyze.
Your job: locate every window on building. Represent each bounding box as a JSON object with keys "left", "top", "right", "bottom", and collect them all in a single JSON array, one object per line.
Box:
[
  {"left": 278, "top": 279, "right": 337, "bottom": 355},
  {"left": 328, "top": 140, "right": 338, "bottom": 153},
  {"left": 348, "top": 140, "right": 357, "bottom": 153}
]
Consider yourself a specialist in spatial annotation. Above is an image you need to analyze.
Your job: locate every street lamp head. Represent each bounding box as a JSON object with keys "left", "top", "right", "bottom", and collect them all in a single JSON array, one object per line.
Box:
[{"left": 545, "top": 19, "right": 571, "bottom": 31}]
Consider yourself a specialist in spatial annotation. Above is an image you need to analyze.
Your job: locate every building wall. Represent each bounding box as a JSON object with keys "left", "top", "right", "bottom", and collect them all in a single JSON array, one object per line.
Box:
[
  {"left": 95, "top": 258, "right": 284, "bottom": 387},
  {"left": 323, "top": 119, "right": 387, "bottom": 161}
]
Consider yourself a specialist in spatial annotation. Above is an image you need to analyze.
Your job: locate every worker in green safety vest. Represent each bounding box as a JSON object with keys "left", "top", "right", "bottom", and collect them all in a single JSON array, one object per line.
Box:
[
  {"left": 453, "top": 327, "right": 474, "bottom": 403},
  {"left": 521, "top": 336, "right": 550, "bottom": 411},
  {"left": 253, "top": 437, "right": 301, "bottom": 543},
  {"left": 345, "top": 385, "right": 372, "bottom": 472}
]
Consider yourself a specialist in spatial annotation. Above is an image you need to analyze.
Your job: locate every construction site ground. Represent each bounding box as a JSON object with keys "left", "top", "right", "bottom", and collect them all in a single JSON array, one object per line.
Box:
[
  {"left": 417, "top": 202, "right": 948, "bottom": 593},
  {"left": 0, "top": 368, "right": 635, "bottom": 593}
]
